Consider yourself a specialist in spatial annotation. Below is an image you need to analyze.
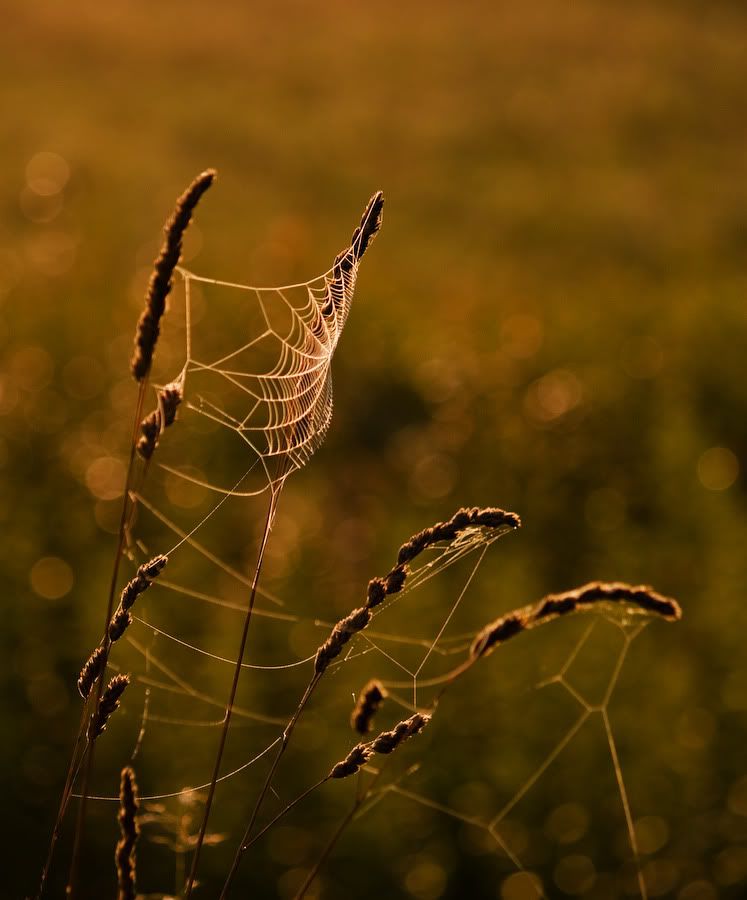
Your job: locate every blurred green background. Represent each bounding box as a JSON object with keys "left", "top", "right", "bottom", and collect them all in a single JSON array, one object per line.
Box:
[{"left": 3, "top": 1, "right": 747, "bottom": 897}]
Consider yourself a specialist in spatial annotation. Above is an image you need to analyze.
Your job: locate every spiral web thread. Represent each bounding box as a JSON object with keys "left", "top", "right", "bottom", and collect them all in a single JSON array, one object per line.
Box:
[{"left": 149, "top": 192, "right": 383, "bottom": 502}]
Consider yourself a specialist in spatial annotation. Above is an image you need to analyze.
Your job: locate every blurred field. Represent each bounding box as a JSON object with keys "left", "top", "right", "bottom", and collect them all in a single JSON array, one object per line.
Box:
[{"left": 3, "top": 1, "right": 747, "bottom": 897}]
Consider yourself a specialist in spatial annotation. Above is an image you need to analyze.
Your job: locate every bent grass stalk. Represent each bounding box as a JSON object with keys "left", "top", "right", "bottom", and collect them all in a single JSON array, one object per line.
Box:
[{"left": 223, "top": 580, "right": 679, "bottom": 898}]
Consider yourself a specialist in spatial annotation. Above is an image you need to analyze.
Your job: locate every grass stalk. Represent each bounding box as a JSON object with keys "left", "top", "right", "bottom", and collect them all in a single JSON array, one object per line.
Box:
[
  {"left": 65, "top": 378, "right": 148, "bottom": 898},
  {"left": 37, "top": 377, "right": 147, "bottom": 899},
  {"left": 184, "top": 481, "right": 281, "bottom": 897},
  {"left": 220, "top": 675, "right": 322, "bottom": 897}
]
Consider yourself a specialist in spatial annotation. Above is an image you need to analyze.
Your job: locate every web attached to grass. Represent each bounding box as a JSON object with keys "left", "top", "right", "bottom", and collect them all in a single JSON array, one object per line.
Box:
[
  {"left": 81, "top": 207, "right": 673, "bottom": 899},
  {"left": 133, "top": 191, "right": 382, "bottom": 508},
  {"left": 373, "top": 617, "right": 653, "bottom": 898},
  {"left": 143, "top": 264, "right": 347, "bottom": 504},
  {"left": 95, "top": 474, "right": 666, "bottom": 899},
  {"left": 169, "top": 264, "right": 340, "bottom": 490}
]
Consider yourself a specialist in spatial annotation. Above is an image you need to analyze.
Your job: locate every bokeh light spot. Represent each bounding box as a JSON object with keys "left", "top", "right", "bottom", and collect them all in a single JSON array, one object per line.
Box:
[
  {"left": 411, "top": 453, "right": 457, "bottom": 500},
  {"left": 634, "top": 815, "right": 670, "bottom": 855},
  {"left": 25, "top": 151, "right": 70, "bottom": 196},
  {"left": 524, "top": 369, "right": 582, "bottom": 425},
  {"left": 27, "top": 672, "right": 69, "bottom": 717},
  {"left": 500, "top": 871, "right": 543, "bottom": 899},
  {"left": 676, "top": 707, "right": 715, "bottom": 750},
  {"left": 29, "top": 556, "right": 74, "bottom": 600},
  {"left": 641, "top": 858, "right": 679, "bottom": 895},
  {"left": 721, "top": 667, "right": 747, "bottom": 711},
  {"left": 416, "top": 358, "right": 463, "bottom": 404},
  {"left": 25, "top": 229, "right": 78, "bottom": 276},
  {"left": 677, "top": 880, "right": 717, "bottom": 900},
  {"left": 267, "top": 825, "right": 312, "bottom": 866},
  {"left": 62, "top": 355, "right": 106, "bottom": 400},
  {"left": 0, "top": 247, "right": 23, "bottom": 298},
  {"left": 23, "top": 744, "right": 59, "bottom": 785},
  {"left": 165, "top": 467, "right": 209, "bottom": 509},
  {"left": 403, "top": 856, "right": 447, "bottom": 899},
  {"left": 553, "top": 854, "right": 596, "bottom": 894},
  {"left": 276, "top": 867, "right": 321, "bottom": 900},
  {"left": 85, "top": 455, "right": 126, "bottom": 500},
  {"left": 94, "top": 499, "right": 123, "bottom": 534},
  {"left": 714, "top": 845, "right": 747, "bottom": 885},
  {"left": 728, "top": 774, "right": 747, "bottom": 817},
  {"left": 9, "top": 344, "right": 53, "bottom": 392},
  {"left": 696, "top": 447, "right": 738, "bottom": 491},
  {"left": 19, "top": 186, "right": 63, "bottom": 224},
  {"left": 545, "top": 802, "right": 590, "bottom": 845}
]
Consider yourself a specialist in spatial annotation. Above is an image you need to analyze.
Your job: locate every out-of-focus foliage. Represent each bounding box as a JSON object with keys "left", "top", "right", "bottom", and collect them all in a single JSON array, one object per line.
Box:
[{"left": 2, "top": 1, "right": 747, "bottom": 897}]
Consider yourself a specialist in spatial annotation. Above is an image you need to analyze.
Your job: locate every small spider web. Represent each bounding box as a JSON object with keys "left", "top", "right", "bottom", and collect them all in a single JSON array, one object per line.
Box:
[{"left": 138, "top": 192, "right": 382, "bottom": 506}]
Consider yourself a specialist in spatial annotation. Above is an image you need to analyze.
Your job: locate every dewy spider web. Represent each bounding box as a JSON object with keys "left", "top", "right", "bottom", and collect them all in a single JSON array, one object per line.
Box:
[
  {"left": 72, "top": 194, "right": 677, "bottom": 900},
  {"left": 144, "top": 192, "right": 382, "bottom": 503},
  {"left": 165, "top": 265, "right": 337, "bottom": 492}
]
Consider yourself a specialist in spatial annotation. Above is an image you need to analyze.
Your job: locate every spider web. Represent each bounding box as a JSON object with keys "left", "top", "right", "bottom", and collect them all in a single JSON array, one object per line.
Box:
[
  {"left": 143, "top": 267, "right": 343, "bottom": 504},
  {"left": 90, "top": 519, "right": 667, "bottom": 899},
  {"left": 74, "top": 224, "right": 677, "bottom": 899}
]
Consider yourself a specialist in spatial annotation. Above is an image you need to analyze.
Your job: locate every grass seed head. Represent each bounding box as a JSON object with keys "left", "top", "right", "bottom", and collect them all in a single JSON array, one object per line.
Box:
[
  {"left": 351, "top": 680, "right": 387, "bottom": 734},
  {"left": 89, "top": 674, "right": 130, "bottom": 739},
  {"left": 116, "top": 765, "right": 140, "bottom": 900},
  {"left": 77, "top": 646, "right": 106, "bottom": 700},
  {"left": 329, "top": 744, "right": 372, "bottom": 779},
  {"left": 131, "top": 170, "right": 216, "bottom": 382}
]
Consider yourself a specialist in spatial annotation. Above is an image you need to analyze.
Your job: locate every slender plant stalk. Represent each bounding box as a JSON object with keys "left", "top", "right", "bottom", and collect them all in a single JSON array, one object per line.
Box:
[
  {"left": 37, "top": 378, "right": 147, "bottom": 900},
  {"left": 289, "top": 660, "right": 496, "bottom": 900},
  {"left": 44, "top": 170, "right": 214, "bottom": 898},
  {"left": 292, "top": 756, "right": 424, "bottom": 900},
  {"left": 36, "top": 703, "right": 89, "bottom": 899},
  {"left": 184, "top": 482, "right": 282, "bottom": 897},
  {"left": 293, "top": 765, "right": 393, "bottom": 900},
  {"left": 239, "top": 778, "right": 328, "bottom": 854},
  {"left": 65, "top": 378, "right": 149, "bottom": 899},
  {"left": 220, "top": 676, "right": 322, "bottom": 897},
  {"left": 295, "top": 803, "right": 358, "bottom": 900}
]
